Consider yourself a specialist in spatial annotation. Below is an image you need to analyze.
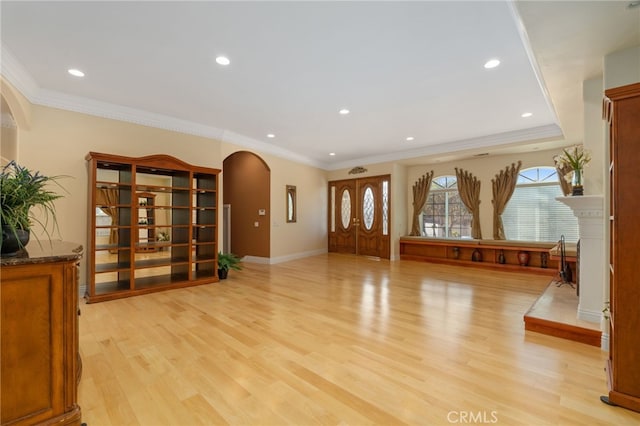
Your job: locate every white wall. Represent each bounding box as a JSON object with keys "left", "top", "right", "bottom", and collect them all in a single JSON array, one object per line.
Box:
[
  {"left": 604, "top": 46, "right": 640, "bottom": 90},
  {"left": 583, "top": 77, "right": 605, "bottom": 195}
]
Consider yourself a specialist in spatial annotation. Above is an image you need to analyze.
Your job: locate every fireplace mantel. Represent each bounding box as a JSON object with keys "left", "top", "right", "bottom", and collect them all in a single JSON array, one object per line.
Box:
[
  {"left": 556, "top": 194, "right": 605, "bottom": 332},
  {"left": 556, "top": 194, "right": 604, "bottom": 218}
]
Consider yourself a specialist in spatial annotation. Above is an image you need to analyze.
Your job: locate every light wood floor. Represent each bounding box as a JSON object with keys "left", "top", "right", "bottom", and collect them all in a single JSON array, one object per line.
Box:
[
  {"left": 526, "top": 280, "right": 601, "bottom": 331},
  {"left": 78, "top": 254, "right": 639, "bottom": 425}
]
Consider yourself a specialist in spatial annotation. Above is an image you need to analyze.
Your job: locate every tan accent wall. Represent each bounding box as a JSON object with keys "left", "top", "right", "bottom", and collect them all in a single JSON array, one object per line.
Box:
[
  {"left": 12, "top": 97, "right": 328, "bottom": 286},
  {"left": 0, "top": 77, "right": 31, "bottom": 130},
  {"left": 223, "top": 151, "right": 271, "bottom": 258},
  {"left": 9, "top": 80, "right": 581, "bottom": 272},
  {"left": 1, "top": 117, "right": 18, "bottom": 165},
  {"left": 17, "top": 104, "right": 223, "bottom": 285},
  {"left": 220, "top": 144, "right": 328, "bottom": 260}
]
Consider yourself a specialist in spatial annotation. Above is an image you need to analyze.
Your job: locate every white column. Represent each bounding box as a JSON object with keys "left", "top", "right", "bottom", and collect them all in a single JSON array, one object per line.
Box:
[{"left": 556, "top": 195, "right": 605, "bottom": 325}]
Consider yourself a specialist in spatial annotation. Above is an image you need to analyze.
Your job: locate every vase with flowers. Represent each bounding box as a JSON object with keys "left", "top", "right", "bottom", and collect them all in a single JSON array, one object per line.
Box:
[{"left": 556, "top": 145, "right": 591, "bottom": 196}]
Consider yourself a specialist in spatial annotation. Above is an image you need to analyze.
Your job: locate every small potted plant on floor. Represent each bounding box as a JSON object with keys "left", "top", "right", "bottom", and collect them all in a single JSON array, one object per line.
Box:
[
  {"left": 0, "top": 161, "right": 66, "bottom": 256},
  {"left": 217, "top": 251, "right": 243, "bottom": 279}
]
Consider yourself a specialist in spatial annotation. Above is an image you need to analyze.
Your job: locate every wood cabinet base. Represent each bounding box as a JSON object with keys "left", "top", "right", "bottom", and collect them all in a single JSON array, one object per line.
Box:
[{"left": 1, "top": 242, "right": 83, "bottom": 426}]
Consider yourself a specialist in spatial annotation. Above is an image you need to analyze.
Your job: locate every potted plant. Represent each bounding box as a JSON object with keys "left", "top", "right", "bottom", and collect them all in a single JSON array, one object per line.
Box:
[
  {"left": 217, "top": 251, "right": 242, "bottom": 279},
  {"left": 0, "top": 161, "right": 66, "bottom": 256}
]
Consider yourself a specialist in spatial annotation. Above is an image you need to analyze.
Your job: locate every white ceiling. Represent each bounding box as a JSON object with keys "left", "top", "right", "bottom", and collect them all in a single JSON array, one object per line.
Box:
[{"left": 1, "top": 1, "right": 638, "bottom": 170}]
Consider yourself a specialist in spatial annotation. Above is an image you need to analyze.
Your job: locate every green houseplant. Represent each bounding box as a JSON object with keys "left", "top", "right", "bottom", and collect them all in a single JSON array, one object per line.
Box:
[
  {"left": 217, "top": 251, "right": 243, "bottom": 279},
  {"left": 0, "top": 161, "right": 66, "bottom": 256}
]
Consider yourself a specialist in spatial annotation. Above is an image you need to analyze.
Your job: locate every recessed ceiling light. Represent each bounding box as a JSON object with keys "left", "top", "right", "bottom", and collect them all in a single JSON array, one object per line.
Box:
[
  {"left": 329, "top": 152, "right": 336, "bottom": 156},
  {"left": 406, "top": 136, "right": 415, "bottom": 141},
  {"left": 339, "top": 109, "right": 350, "bottom": 115},
  {"left": 266, "top": 133, "right": 275, "bottom": 138},
  {"left": 484, "top": 59, "right": 500, "bottom": 69},
  {"left": 521, "top": 112, "right": 533, "bottom": 118},
  {"left": 215, "top": 56, "right": 230, "bottom": 66},
  {"left": 68, "top": 68, "right": 85, "bottom": 77}
]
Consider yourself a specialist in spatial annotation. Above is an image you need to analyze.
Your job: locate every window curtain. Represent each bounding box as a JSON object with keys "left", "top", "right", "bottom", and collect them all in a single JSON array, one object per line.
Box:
[
  {"left": 455, "top": 168, "right": 482, "bottom": 239},
  {"left": 409, "top": 171, "right": 434, "bottom": 236},
  {"left": 555, "top": 162, "right": 573, "bottom": 196},
  {"left": 491, "top": 161, "right": 522, "bottom": 240},
  {"left": 96, "top": 188, "right": 119, "bottom": 251}
]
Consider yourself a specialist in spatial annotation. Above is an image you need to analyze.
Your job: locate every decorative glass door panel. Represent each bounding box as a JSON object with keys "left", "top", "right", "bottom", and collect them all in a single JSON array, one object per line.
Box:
[
  {"left": 362, "top": 186, "right": 375, "bottom": 230},
  {"left": 357, "top": 178, "right": 388, "bottom": 258},
  {"left": 341, "top": 189, "right": 352, "bottom": 229},
  {"left": 328, "top": 180, "right": 357, "bottom": 254}
]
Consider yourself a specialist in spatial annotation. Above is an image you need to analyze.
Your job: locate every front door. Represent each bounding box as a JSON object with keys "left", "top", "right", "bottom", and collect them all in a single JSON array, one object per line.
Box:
[{"left": 328, "top": 175, "right": 390, "bottom": 259}]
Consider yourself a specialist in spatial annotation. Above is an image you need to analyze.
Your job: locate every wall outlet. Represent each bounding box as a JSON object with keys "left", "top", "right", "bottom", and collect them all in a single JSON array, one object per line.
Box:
[
  {"left": 254, "top": 221, "right": 259, "bottom": 227},
  {"left": 258, "top": 209, "right": 266, "bottom": 216}
]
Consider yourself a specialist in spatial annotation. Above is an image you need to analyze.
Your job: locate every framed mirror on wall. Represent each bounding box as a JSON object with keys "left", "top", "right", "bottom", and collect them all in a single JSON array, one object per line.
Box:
[{"left": 286, "top": 185, "right": 297, "bottom": 223}]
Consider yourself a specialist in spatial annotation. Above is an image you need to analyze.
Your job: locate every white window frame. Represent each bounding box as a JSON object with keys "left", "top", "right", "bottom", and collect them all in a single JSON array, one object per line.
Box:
[{"left": 502, "top": 166, "right": 579, "bottom": 242}]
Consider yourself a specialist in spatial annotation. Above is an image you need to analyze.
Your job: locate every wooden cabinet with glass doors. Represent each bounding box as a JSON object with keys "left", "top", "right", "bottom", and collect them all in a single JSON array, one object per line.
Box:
[{"left": 86, "top": 152, "right": 220, "bottom": 303}]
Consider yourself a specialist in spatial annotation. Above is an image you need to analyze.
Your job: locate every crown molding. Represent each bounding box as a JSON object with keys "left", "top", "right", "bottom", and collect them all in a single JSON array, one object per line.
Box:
[
  {"left": 2, "top": 43, "right": 560, "bottom": 172},
  {"left": 507, "top": 0, "right": 561, "bottom": 125},
  {"left": 218, "top": 130, "right": 327, "bottom": 169},
  {"left": 0, "top": 45, "right": 40, "bottom": 100},
  {"left": 326, "top": 124, "right": 563, "bottom": 171},
  {"left": 32, "top": 89, "right": 328, "bottom": 169},
  {"left": 1, "top": 45, "right": 326, "bottom": 169}
]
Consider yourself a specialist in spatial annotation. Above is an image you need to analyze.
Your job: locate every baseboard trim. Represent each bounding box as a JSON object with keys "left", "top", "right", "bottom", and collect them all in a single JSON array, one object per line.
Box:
[
  {"left": 577, "top": 306, "right": 602, "bottom": 324},
  {"left": 601, "top": 332, "right": 609, "bottom": 351},
  {"left": 242, "top": 255, "right": 271, "bottom": 264},
  {"left": 243, "top": 248, "right": 327, "bottom": 265}
]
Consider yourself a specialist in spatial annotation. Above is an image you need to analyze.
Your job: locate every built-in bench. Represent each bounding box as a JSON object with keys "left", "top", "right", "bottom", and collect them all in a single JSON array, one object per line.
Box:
[{"left": 399, "top": 236, "right": 577, "bottom": 278}]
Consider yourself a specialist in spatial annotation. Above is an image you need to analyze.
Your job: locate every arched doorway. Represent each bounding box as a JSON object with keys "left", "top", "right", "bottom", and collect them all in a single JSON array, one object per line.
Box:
[
  {"left": 222, "top": 151, "right": 271, "bottom": 258},
  {"left": 1, "top": 96, "right": 19, "bottom": 165}
]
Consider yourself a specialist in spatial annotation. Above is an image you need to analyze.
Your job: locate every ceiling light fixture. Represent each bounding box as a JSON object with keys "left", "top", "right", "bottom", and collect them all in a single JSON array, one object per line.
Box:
[
  {"left": 68, "top": 68, "right": 85, "bottom": 77},
  {"left": 266, "top": 133, "right": 275, "bottom": 138},
  {"left": 215, "top": 56, "right": 230, "bottom": 66},
  {"left": 329, "top": 152, "right": 336, "bottom": 156},
  {"left": 406, "top": 136, "right": 415, "bottom": 141},
  {"left": 521, "top": 112, "right": 533, "bottom": 118},
  {"left": 484, "top": 59, "right": 500, "bottom": 69},
  {"left": 339, "top": 109, "right": 350, "bottom": 115},
  {"left": 628, "top": 1, "right": 640, "bottom": 9}
]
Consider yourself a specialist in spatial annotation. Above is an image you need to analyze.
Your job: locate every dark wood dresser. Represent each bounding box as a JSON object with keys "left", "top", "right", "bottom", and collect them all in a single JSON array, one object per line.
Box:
[{"left": 1, "top": 241, "right": 83, "bottom": 425}]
